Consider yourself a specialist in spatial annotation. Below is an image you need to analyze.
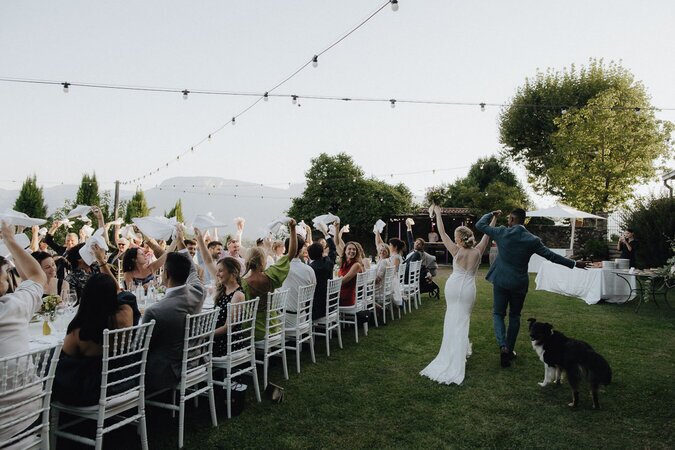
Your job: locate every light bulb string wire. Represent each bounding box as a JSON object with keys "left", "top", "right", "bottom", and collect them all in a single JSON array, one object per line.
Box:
[{"left": 117, "top": 0, "right": 393, "bottom": 185}]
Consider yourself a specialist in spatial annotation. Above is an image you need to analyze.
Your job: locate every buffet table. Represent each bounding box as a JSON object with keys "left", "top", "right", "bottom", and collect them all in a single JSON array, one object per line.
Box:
[{"left": 535, "top": 261, "right": 636, "bottom": 305}]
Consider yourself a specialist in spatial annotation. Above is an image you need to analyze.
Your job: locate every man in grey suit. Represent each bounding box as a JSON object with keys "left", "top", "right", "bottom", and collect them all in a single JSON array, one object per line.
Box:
[
  {"left": 476, "top": 208, "right": 587, "bottom": 368},
  {"left": 143, "top": 251, "right": 205, "bottom": 391}
]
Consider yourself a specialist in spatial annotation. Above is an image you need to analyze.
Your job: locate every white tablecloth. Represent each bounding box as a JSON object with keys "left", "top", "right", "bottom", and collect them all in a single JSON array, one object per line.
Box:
[{"left": 535, "top": 262, "right": 636, "bottom": 305}]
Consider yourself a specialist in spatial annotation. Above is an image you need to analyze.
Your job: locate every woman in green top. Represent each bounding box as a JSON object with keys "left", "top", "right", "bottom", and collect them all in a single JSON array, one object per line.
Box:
[{"left": 241, "top": 219, "right": 297, "bottom": 339}]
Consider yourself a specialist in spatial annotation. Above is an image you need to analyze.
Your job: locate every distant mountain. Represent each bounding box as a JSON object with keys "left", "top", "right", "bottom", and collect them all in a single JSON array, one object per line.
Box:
[{"left": 0, "top": 176, "right": 306, "bottom": 239}]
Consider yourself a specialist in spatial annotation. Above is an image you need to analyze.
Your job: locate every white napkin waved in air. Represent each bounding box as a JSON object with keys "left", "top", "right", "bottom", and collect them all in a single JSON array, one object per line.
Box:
[
  {"left": 373, "top": 219, "right": 386, "bottom": 234},
  {"left": 296, "top": 221, "right": 308, "bottom": 239},
  {"left": 266, "top": 217, "right": 291, "bottom": 233},
  {"left": 405, "top": 218, "right": 415, "bottom": 227},
  {"left": 80, "top": 224, "right": 95, "bottom": 239},
  {"left": 428, "top": 204, "right": 436, "bottom": 219},
  {"left": 79, "top": 228, "right": 108, "bottom": 266},
  {"left": 67, "top": 205, "right": 92, "bottom": 219},
  {"left": 109, "top": 218, "right": 124, "bottom": 226},
  {"left": 0, "top": 209, "right": 47, "bottom": 227},
  {"left": 121, "top": 225, "right": 136, "bottom": 240},
  {"left": 0, "top": 233, "right": 31, "bottom": 257},
  {"left": 59, "top": 218, "right": 74, "bottom": 229},
  {"left": 132, "top": 216, "right": 178, "bottom": 241},
  {"left": 192, "top": 213, "right": 228, "bottom": 230},
  {"left": 38, "top": 227, "right": 48, "bottom": 237},
  {"left": 312, "top": 213, "right": 339, "bottom": 229}
]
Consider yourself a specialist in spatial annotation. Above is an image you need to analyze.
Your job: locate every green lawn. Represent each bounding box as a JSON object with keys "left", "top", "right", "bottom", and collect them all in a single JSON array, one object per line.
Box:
[{"left": 73, "top": 267, "right": 675, "bottom": 449}]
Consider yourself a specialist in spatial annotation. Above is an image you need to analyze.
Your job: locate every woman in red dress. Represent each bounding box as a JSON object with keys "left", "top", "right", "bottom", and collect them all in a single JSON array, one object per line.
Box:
[{"left": 338, "top": 241, "right": 365, "bottom": 306}]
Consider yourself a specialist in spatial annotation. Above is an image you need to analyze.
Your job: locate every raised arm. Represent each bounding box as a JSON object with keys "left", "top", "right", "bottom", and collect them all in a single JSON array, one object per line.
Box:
[
  {"left": 475, "top": 214, "right": 497, "bottom": 254},
  {"left": 195, "top": 227, "right": 217, "bottom": 281},
  {"left": 475, "top": 210, "right": 505, "bottom": 239},
  {"left": 1, "top": 221, "right": 46, "bottom": 287},
  {"left": 405, "top": 218, "right": 414, "bottom": 254},
  {"left": 30, "top": 225, "right": 40, "bottom": 252},
  {"left": 433, "top": 205, "right": 459, "bottom": 257},
  {"left": 287, "top": 219, "right": 298, "bottom": 259},
  {"left": 303, "top": 223, "right": 313, "bottom": 245},
  {"left": 91, "top": 206, "right": 111, "bottom": 248}
]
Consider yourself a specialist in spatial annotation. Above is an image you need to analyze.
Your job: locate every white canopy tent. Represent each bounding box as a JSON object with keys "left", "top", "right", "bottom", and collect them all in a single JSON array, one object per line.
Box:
[{"left": 526, "top": 204, "right": 606, "bottom": 252}]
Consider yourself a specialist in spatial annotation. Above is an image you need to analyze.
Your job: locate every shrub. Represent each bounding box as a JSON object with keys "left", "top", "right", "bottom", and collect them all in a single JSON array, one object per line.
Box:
[
  {"left": 621, "top": 195, "right": 675, "bottom": 268},
  {"left": 578, "top": 238, "right": 609, "bottom": 261}
]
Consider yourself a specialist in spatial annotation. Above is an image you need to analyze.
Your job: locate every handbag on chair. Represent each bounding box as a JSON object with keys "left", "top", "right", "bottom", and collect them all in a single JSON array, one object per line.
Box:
[{"left": 265, "top": 382, "right": 285, "bottom": 403}]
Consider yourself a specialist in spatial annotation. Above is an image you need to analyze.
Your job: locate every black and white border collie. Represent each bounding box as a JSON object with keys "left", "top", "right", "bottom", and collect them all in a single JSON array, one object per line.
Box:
[{"left": 528, "top": 318, "right": 612, "bottom": 409}]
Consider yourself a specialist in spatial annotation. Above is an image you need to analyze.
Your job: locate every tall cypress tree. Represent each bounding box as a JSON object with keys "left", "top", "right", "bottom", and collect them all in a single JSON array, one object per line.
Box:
[
  {"left": 165, "top": 199, "right": 184, "bottom": 222},
  {"left": 125, "top": 189, "right": 151, "bottom": 223},
  {"left": 75, "top": 173, "right": 100, "bottom": 206},
  {"left": 13, "top": 175, "right": 48, "bottom": 218}
]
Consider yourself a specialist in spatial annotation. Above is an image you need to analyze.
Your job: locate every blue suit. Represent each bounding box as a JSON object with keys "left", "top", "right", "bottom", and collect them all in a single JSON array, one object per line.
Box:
[{"left": 476, "top": 212, "right": 575, "bottom": 351}]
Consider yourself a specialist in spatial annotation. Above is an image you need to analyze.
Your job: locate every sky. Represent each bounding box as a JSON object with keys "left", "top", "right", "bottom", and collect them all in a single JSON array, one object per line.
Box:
[{"left": 1, "top": 0, "right": 673, "bottom": 207}]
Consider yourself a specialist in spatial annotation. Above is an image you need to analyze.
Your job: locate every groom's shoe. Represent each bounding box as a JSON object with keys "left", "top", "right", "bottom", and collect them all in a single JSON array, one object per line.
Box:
[
  {"left": 509, "top": 350, "right": 517, "bottom": 361},
  {"left": 500, "top": 347, "right": 511, "bottom": 368}
]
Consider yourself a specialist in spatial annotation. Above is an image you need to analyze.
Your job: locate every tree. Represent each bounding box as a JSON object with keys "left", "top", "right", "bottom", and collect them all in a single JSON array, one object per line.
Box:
[
  {"left": 165, "top": 199, "right": 184, "bottom": 223},
  {"left": 288, "top": 153, "right": 414, "bottom": 239},
  {"left": 621, "top": 194, "right": 674, "bottom": 269},
  {"left": 125, "top": 189, "right": 151, "bottom": 223},
  {"left": 13, "top": 175, "right": 48, "bottom": 218},
  {"left": 500, "top": 59, "right": 673, "bottom": 211},
  {"left": 75, "top": 173, "right": 100, "bottom": 207},
  {"left": 424, "top": 156, "right": 530, "bottom": 217}
]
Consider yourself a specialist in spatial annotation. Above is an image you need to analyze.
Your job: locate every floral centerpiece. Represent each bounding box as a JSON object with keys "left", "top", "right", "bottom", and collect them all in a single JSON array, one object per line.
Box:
[{"left": 40, "top": 295, "right": 62, "bottom": 320}]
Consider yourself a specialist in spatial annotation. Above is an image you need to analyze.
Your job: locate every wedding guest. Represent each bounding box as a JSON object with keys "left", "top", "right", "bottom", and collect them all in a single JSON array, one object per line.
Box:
[
  {"left": 240, "top": 220, "right": 297, "bottom": 339},
  {"left": 308, "top": 223, "right": 337, "bottom": 320},
  {"left": 0, "top": 221, "right": 47, "bottom": 444},
  {"left": 143, "top": 245, "right": 205, "bottom": 392},
  {"left": 122, "top": 247, "right": 162, "bottom": 291},
  {"left": 199, "top": 239, "right": 224, "bottom": 284},
  {"left": 256, "top": 237, "right": 275, "bottom": 269},
  {"left": 195, "top": 230, "right": 244, "bottom": 356},
  {"left": 64, "top": 243, "right": 99, "bottom": 302},
  {"left": 271, "top": 240, "right": 285, "bottom": 262},
  {"left": 223, "top": 236, "right": 246, "bottom": 273},
  {"left": 31, "top": 251, "right": 69, "bottom": 297},
  {"left": 374, "top": 244, "right": 391, "bottom": 305},
  {"left": 617, "top": 229, "right": 638, "bottom": 269},
  {"left": 51, "top": 273, "right": 136, "bottom": 406},
  {"left": 338, "top": 242, "right": 365, "bottom": 306},
  {"left": 281, "top": 235, "right": 315, "bottom": 330},
  {"left": 183, "top": 239, "right": 198, "bottom": 260}
]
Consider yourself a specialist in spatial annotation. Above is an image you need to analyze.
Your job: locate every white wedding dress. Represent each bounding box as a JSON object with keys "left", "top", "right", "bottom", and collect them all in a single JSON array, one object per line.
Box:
[{"left": 420, "top": 247, "right": 481, "bottom": 385}]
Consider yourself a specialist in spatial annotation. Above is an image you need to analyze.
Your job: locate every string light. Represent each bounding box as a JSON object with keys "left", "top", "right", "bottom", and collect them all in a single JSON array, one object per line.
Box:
[
  {"left": 312, "top": 55, "right": 319, "bottom": 68},
  {"left": 480, "top": 102, "right": 485, "bottom": 112},
  {"left": 561, "top": 107, "right": 568, "bottom": 114},
  {"left": 390, "top": 99, "right": 396, "bottom": 109},
  {"left": 62, "top": 82, "right": 70, "bottom": 93},
  {"left": 263, "top": 92, "right": 269, "bottom": 102},
  {"left": 182, "top": 89, "right": 189, "bottom": 100},
  {"left": 292, "top": 95, "right": 298, "bottom": 105},
  {"left": 231, "top": 117, "right": 236, "bottom": 125},
  {"left": 390, "top": 0, "right": 399, "bottom": 12}
]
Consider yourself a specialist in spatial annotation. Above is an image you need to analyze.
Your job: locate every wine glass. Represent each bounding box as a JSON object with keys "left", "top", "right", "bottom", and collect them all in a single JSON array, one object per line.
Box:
[
  {"left": 65, "top": 292, "right": 77, "bottom": 312},
  {"left": 52, "top": 305, "right": 68, "bottom": 334}
]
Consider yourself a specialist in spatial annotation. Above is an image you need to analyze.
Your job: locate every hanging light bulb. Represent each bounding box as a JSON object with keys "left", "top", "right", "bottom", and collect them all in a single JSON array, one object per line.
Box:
[
  {"left": 263, "top": 92, "right": 269, "bottom": 102},
  {"left": 182, "top": 89, "right": 189, "bottom": 100},
  {"left": 561, "top": 107, "right": 568, "bottom": 114},
  {"left": 292, "top": 95, "right": 298, "bottom": 105},
  {"left": 390, "top": 99, "right": 396, "bottom": 109},
  {"left": 312, "top": 55, "right": 319, "bottom": 68},
  {"left": 232, "top": 117, "right": 236, "bottom": 125},
  {"left": 62, "top": 82, "right": 70, "bottom": 93},
  {"left": 390, "top": 0, "right": 399, "bottom": 11},
  {"left": 208, "top": 134, "right": 212, "bottom": 141},
  {"left": 480, "top": 102, "right": 486, "bottom": 112},
  {"left": 634, "top": 107, "right": 641, "bottom": 114}
]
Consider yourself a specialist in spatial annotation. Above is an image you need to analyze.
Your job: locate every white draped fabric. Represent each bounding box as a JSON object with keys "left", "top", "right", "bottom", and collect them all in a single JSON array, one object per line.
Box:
[{"left": 535, "top": 262, "right": 635, "bottom": 305}]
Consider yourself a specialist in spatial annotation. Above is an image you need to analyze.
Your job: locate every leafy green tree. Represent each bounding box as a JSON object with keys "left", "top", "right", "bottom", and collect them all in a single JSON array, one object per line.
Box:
[
  {"left": 165, "top": 199, "right": 184, "bottom": 223},
  {"left": 500, "top": 59, "right": 673, "bottom": 211},
  {"left": 13, "top": 175, "right": 48, "bottom": 218},
  {"left": 75, "top": 173, "right": 100, "bottom": 207},
  {"left": 125, "top": 189, "right": 151, "bottom": 223},
  {"left": 425, "top": 156, "right": 530, "bottom": 218},
  {"left": 288, "top": 153, "right": 414, "bottom": 239}
]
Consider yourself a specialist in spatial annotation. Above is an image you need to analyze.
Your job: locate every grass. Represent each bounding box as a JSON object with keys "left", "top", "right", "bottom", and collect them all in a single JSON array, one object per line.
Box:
[{"left": 66, "top": 266, "right": 674, "bottom": 449}]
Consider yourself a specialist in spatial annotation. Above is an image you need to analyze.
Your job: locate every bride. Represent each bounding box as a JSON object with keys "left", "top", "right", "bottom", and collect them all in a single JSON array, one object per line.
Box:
[{"left": 420, "top": 205, "right": 495, "bottom": 385}]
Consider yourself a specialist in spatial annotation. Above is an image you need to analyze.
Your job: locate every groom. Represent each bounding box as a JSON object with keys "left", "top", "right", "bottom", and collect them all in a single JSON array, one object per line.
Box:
[{"left": 476, "top": 208, "right": 587, "bottom": 368}]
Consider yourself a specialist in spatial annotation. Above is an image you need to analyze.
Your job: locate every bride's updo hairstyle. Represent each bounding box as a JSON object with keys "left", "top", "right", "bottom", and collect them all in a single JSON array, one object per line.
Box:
[{"left": 455, "top": 226, "right": 476, "bottom": 248}]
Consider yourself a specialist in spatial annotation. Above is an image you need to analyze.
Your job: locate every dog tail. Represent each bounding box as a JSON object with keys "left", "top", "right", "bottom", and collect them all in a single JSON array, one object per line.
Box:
[{"left": 586, "top": 351, "right": 612, "bottom": 385}]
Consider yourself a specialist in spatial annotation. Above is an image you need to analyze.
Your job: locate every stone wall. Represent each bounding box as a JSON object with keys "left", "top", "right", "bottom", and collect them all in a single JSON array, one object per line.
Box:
[{"left": 527, "top": 225, "right": 606, "bottom": 252}]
